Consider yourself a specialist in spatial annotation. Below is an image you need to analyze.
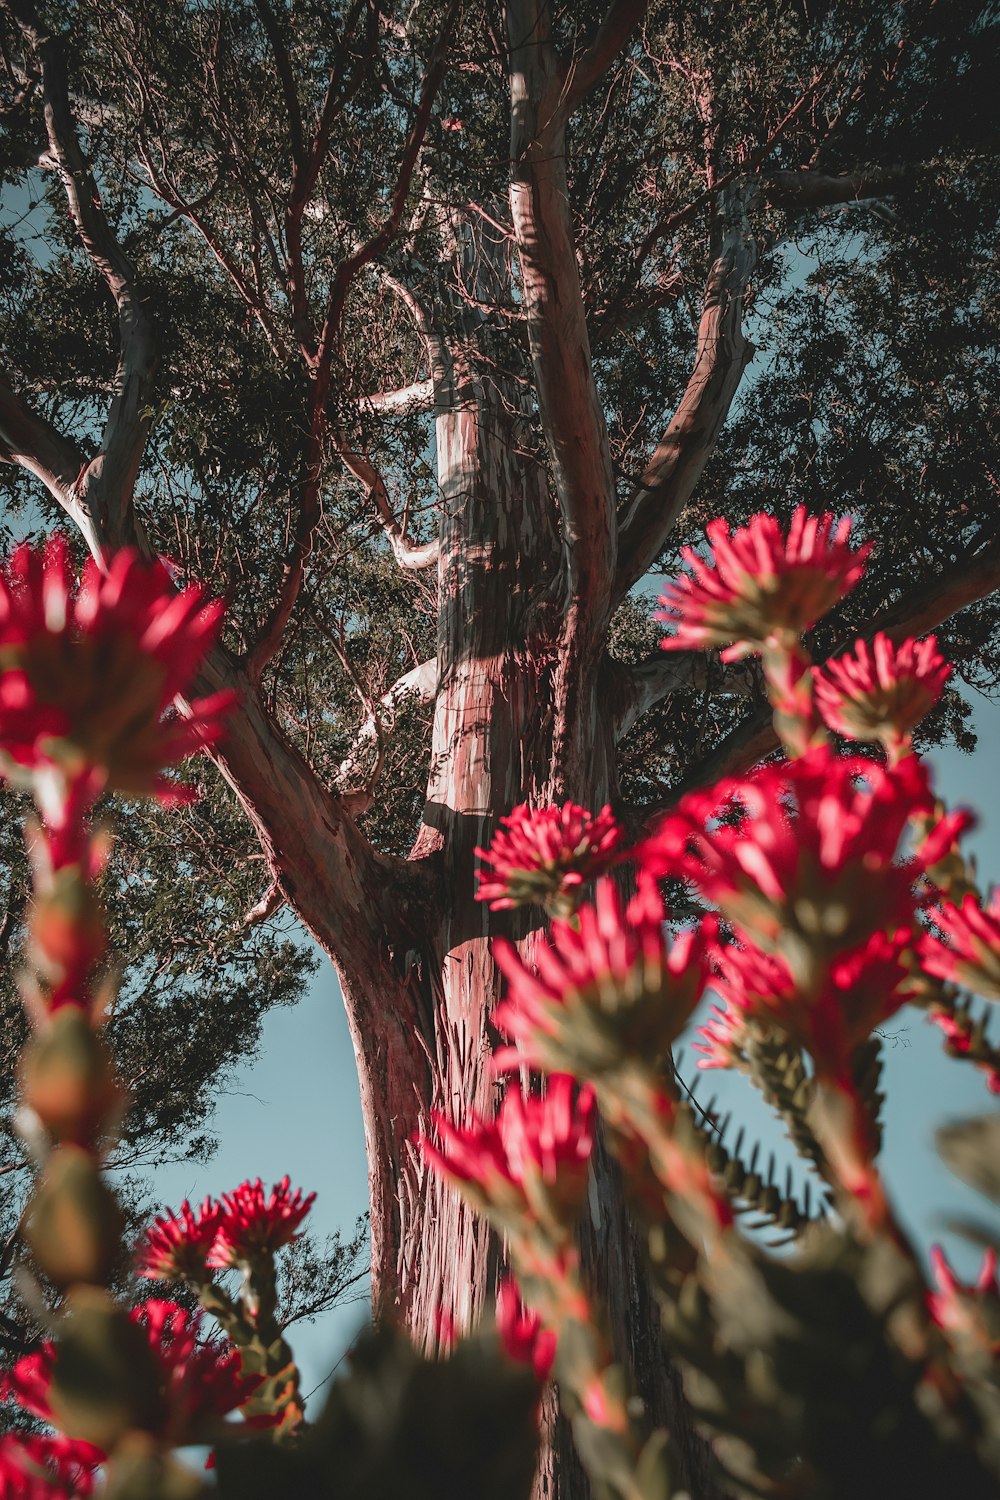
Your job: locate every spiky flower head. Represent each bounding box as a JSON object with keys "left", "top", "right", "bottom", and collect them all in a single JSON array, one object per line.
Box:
[
  {"left": 420, "top": 1076, "right": 596, "bottom": 1235},
  {"left": 919, "top": 890, "right": 1000, "bottom": 1003},
  {"left": 492, "top": 875, "right": 709, "bottom": 1077},
  {"left": 638, "top": 748, "right": 931, "bottom": 975},
  {"left": 136, "top": 1197, "right": 222, "bottom": 1283},
  {"left": 814, "top": 632, "right": 951, "bottom": 760},
  {"left": 0, "top": 538, "right": 233, "bottom": 803},
  {"left": 475, "top": 803, "right": 622, "bottom": 916},
  {"left": 207, "top": 1177, "right": 316, "bottom": 1268},
  {"left": 656, "top": 506, "right": 871, "bottom": 661}
]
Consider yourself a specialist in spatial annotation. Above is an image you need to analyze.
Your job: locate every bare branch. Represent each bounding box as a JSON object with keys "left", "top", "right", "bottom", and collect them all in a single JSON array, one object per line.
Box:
[
  {"left": 337, "top": 443, "right": 440, "bottom": 571},
  {"left": 12, "top": 1, "right": 156, "bottom": 548},
  {"left": 359, "top": 379, "right": 436, "bottom": 417},
  {"left": 241, "top": 879, "right": 286, "bottom": 929},
  {"left": 507, "top": 0, "right": 616, "bottom": 640},
  {"left": 614, "top": 181, "right": 757, "bottom": 602},
  {"left": 336, "top": 657, "right": 437, "bottom": 790},
  {"left": 0, "top": 371, "right": 96, "bottom": 539},
  {"left": 612, "top": 651, "right": 757, "bottom": 741}
]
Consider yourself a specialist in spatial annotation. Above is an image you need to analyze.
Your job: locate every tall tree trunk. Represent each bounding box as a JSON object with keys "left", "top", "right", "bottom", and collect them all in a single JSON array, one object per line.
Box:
[{"left": 332, "top": 311, "right": 722, "bottom": 1493}]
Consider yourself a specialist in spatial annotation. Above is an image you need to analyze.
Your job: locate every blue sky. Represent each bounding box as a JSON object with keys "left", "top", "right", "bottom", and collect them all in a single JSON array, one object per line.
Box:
[{"left": 147, "top": 693, "right": 1000, "bottom": 1407}]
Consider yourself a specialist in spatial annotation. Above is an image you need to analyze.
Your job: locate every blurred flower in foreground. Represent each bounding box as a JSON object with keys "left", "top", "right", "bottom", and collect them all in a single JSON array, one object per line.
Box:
[
  {"left": 920, "top": 890, "right": 1000, "bottom": 1002},
  {"left": 7, "top": 1300, "right": 260, "bottom": 1452},
  {"left": 0, "top": 537, "right": 233, "bottom": 803},
  {"left": 0, "top": 1430, "right": 100, "bottom": 1498},
  {"left": 814, "top": 631, "right": 950, "bottom": 761}
]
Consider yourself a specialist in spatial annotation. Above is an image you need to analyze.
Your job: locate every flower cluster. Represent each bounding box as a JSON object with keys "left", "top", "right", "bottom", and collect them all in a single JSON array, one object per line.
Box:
[
  {"left": 492, "top": 875, "right": 709, "bottom": 1077},
  {"left": 656, "top": 505, "right": 871, "bottom": 660},
  {"left": 6, "top": 1301, "right": 259, "bottom": 1453},
  {"left": 636, "top": 749, "right": 936, "bottom": 1077},
  {"left": 475, "top": 802, "right": 622, "bottom": 916},
  {"left": 137, "top": 1177, "right": 316, "bottom": 1282},
  {"left": 0, "top": 537, "right": 233, "bottom": 805}
]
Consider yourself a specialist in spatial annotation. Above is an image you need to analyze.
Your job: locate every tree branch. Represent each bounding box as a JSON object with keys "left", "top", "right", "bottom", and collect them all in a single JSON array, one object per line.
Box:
[
  {"left": 336, "top": 657, "right": 438, "bottom": 791},
  {"left": 565, "top": 0, "right": 647, "bottom": 107},
  {"left": 246, "top": 7, "right": 454, "bottom": 673},
  {"left": 507, "top": 0, "right": 616, "bottom": 643},
  {"left": 337, "top": 443, "right": 440, "bottom": 570},
  {"left": 12, "top": 0, "right": 156, "bottom": 549},
  {"left": 0, "top": 371, "right": 94, "bottom": 535},
  {"left": 614, "top": 181, "right": 757, "bottom": 602},
  {"left": 762, "top": 165, "right": 912, "bottom": 210},
  {"left": 612, "top": 651, "right": 758, "bottom": 741},
  {"left": 359, "top": 379, "right": 436, "bottom": 417}
]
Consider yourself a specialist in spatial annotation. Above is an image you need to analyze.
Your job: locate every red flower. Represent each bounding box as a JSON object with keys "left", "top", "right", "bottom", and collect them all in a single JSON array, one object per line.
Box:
[
  {"left": 919, "top": 890, "right": 1000, "bottom": 1001},
  {"left": 136, "top": 1197, "right": 222, "bottom": 1283},
  {"left": 207, "top": 1177, "right": 316, "bottom": 1268},
  {"left": 0, "top": 537, "right": 234, "bottom": 801},
  {"left": 475, "top": 803, "right": 622, "bottom": 916},
  {"left": 131, "top": 1300, "right": 260, "bottom": 1441},
  {"left": 496, "top": 1277, "right": 556, "bottom": 1382},
  {"left": 0, "top": 1432, "right": 99, "bottom": 1499},
  {"left": 814, "top": 632, "right": 950, "bottom": 759},
  {"left": 656, "top": 506, "right": 871, "bottom": 660},
  {"left": 696, "top": 931, "right": 914, "bottom": 1080},
  {"left": 638, "top": 748, "right": 931, "bottom": 968},
  {"left": 693, "top": 999, "right": 746, "bottom": 1070},
  {"left": 7, "top": 1302, "right": 258, "bottom": 1450},
  {"left": 692, "top": 941, "right": 787, "bottom": 1070},
  {"left": 927, "top": 1010, "right": 1000, "bottom": 1094},
  {"left": 928, "top": 1246, "right": 1000, "bottom": 1354},
  {"left": 420, "top": 1075, "right": 596, "bottom": 1229},
  {"left": 492, "top": 876, "right": 709, "bottom": 1076}
]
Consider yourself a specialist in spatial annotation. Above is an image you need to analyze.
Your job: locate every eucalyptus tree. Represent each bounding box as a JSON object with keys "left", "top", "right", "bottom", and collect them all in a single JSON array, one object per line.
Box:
[{"left": 1, "top": 1, "right": 997, "bottom": 1494}]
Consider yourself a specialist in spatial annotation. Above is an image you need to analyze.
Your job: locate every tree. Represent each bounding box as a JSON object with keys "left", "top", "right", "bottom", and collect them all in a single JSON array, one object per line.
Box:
[{"left": 0, "top": 0, "right": 997, "bottom": 1493}]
